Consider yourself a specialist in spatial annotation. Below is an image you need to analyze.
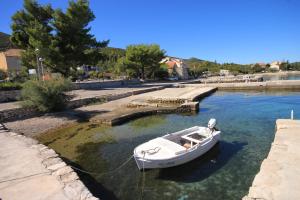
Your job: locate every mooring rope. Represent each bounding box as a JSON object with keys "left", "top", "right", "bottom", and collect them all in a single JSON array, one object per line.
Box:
[
  {"left": 139, "top": 152, "right": 146, "bottom": 200},
  {"left": 141, "top": 146, "right": 161, "bottom": 155},
  {"left": 0, "top": 154, "right": 133, "bottom": 184},
  {"left": 70, "top": 154, "right": 134, "bottom": 177}
]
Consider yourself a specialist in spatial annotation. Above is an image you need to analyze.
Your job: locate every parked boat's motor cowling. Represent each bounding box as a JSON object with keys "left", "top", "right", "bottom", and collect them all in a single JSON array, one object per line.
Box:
[{"left": 208, "top": 118, "right": 217, "bottom": 129}]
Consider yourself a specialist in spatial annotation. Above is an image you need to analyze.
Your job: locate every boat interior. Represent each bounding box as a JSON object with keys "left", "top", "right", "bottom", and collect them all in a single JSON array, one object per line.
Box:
[
  {"left": 134, "top": 126, "right": 216, "bottom": 159},
  {"left": 163, "top": 126, "right": 212, "bottom": 149}
]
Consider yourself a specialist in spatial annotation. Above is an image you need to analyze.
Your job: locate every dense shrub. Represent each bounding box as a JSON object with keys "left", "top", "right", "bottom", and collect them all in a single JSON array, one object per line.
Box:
[
  {"left": 154, "top": 67, "right": 169, "bottom": 80},
  {"left": 8, "top": 67, "right": 30, "bottom": 82},
  {"left": 20, "top": 78, "right": 72, "bottom": 112},
  {"left": 0, "top": 82, "right": 23, "bottom": 91},
  {"left": 0, "top": 69, "right": 7, "bottom": 80},
  {"left": 70, "top": 69, "right": 86, "bottom": 81}
]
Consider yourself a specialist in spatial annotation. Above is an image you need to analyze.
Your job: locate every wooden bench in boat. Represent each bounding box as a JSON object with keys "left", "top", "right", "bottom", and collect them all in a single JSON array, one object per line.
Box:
[{"left": 181, "top": 131, "right": 207, "bottom": 148}]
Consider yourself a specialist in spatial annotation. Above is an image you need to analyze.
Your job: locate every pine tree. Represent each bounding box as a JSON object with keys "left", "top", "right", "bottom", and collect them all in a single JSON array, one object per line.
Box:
[
  {"left": 11, "top": 0, "right": 53, "bottom": 70},
  {"left": 125, "top": 44, "right": 165, "bottom": 79},
  {"left": 50, "top": 0, "right": 108, "bottom": 76},
  {"left": 11, "top": 0, "right": 108, "bottom": 77}
]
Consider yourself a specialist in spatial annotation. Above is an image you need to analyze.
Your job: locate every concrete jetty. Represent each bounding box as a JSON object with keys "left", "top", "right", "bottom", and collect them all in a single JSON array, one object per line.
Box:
[
  {"left": 0, "top": 124, "right": 98, "bottom": 200},
  {"left": 244, "top": 119, "right": 300, "bottom": 200},
  {"left": 141, "top": 86, "right": 217, "bottom": 103},
  {"left": 183, "top": 80, "right": 300, "bottom": 90},
  {"left": 79, "top": 86, "right": 215, "bottom": 125}
]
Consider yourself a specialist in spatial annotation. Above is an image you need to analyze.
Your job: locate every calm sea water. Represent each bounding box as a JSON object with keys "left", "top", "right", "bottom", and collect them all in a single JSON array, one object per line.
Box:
[
  {"left": 263, "top": 74, "right": 300, "bottom": 81},
  {"left": 37, "top": 91, "right": 300, "bottom": 200}
]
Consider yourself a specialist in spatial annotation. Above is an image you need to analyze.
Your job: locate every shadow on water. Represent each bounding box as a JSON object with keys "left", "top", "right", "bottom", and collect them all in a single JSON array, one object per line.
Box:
[
  {"left": 157, "top": 140, "right": 247, "bottom": 183},
  {"left": 62, "top": 156, "right": 119, "bottom": 200},
  {"left": 199, "top": 107, "right": 210, "bottom": 112}
]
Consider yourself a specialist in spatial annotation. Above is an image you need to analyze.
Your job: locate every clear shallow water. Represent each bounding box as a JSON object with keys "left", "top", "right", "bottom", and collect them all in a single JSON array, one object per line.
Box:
[
  {"left": 262, "top": 74, "right": 300, "bottom": 81},
  {"left": 37, "top": 91, "right": 300, "bottom": 200}
]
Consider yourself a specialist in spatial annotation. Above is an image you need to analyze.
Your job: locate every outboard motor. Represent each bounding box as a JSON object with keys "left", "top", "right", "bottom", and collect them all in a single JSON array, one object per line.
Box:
[{"left": 208, "top": 118, "right": 217, "bottom": 130}]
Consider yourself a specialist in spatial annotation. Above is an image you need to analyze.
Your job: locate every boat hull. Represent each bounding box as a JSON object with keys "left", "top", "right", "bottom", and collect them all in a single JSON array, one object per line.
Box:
[{"left": 134, "top": 132, "right": 221, "bottom": 170}]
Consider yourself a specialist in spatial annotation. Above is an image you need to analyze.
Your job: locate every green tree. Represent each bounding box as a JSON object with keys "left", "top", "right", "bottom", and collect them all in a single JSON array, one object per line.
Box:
[
  {"left": 154, "top": 64, "right": 169, "bottom": 80},
  {"left": 11, "top": 0, "right": 53, "bottom": 71},
  {"left": 280, "top": 62, "right": 289, "bottom": 71},
  {"left": 251, "top": 64, "right": 264, "bottom": 73},
  {"left": 49, "top": 0, "right": 108, "bottom": 76},
  {"left": 289, "top": 62, "right": 300, "bottom": 70},
  {"left": 125, "top": 44, "right": 165, "bottom": 79},
  {"left": 98, "top": 47, "right": 126, "bottom": 73},
  {"left": 11, "top": 0, "right": 108, "bottom": 77},
  {"left": 0, "top": 69, "right": 7, "bottom": 80}
]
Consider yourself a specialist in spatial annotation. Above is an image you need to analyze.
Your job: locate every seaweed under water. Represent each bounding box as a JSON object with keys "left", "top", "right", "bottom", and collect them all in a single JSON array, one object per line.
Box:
[{"left": 37, "top": 90, "right": 300, "bottom": 200}]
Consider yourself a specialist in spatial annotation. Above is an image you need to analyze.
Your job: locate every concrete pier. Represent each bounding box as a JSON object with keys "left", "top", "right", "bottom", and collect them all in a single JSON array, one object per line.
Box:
[
  {"left": 0, "top": 124, "right": 97, "bottom": 200},
  {"left": 142, "top": 87, "right": 217, "bottom": 103},
  {"left": 80, "top": 86, "right": 215, "bottom": 125},
  {"left": 183, "top": 80, "right": 300, "bottom": 90},
  {"left": 244, "top": 119, "right": 300, "bottom": 200}
]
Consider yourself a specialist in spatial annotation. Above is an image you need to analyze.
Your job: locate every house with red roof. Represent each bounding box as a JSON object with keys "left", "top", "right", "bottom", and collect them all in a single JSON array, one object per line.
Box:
[{"left": 160, "top": 57, "right": 189, "bottom": 80}]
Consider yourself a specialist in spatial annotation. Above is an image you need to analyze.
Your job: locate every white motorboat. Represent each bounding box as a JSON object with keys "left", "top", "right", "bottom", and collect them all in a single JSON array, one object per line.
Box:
[{"left": 134, "top": 118, "right": 221, "bottom": 170}]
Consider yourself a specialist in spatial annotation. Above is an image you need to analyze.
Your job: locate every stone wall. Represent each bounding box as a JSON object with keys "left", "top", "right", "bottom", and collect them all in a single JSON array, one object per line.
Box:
[
  {"left": 0, "top": 90, "right": 20, "bottom": 102},
  {"left": 92, "top": 102, "right": 199, "bottom": 126},
  {"left": 73, "top": 79, "right": 141, "bottom": 90},
  {"left": 0, "top": 86, "right": 166, "bottom": 122},
  {"left": 0, "top": 80, "right": 141, "bottom": 103},
  {"left": 0, "top": 107, "right": 38, "bottom": 122},
  {"left": 68, "top": 86, "right": 165, "bottom": 108}
]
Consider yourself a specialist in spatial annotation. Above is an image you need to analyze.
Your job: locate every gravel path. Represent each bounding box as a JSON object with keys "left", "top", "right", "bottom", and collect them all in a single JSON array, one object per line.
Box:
[{"left": 4, "top": 111, "right": 79, "bottom": 137}]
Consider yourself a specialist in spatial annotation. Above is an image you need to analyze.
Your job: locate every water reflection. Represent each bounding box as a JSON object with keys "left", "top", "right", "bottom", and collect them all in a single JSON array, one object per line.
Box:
[
  {"left": 262, "top": 74, "right": 300, "bottom": 81},
  {"left": 158, "top": 141, "right": 247, "bottom": 183}
]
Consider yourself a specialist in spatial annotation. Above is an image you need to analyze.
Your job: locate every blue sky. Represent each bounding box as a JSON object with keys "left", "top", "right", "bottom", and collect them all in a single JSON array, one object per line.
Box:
[{"left": 1, "top": 0, "right": 300, "bottom": 64}]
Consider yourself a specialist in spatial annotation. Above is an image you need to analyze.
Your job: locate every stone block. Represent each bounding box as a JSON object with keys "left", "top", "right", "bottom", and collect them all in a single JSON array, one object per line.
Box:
[
  {"left": 47, "top": 161, "right": 66, "bottom": 171},
  {"left": 52, "top": 166, "right": 73, "bottom": 177},
  {"left": 86, "top": 196, "right": 99, "bottom": 200},
  {"left": 43, "top": 157, "right": 63, "bottom": 167},
  {"left": 38, "top": 146, "right": 49, "bottom": 152},
  {"left": 22, "top": 137, "right": 38, "bottom": 145},
  {"left": 64, "top": 180, "right": 85, "bottom": 199},
  {"left": 64, "top": 184, "right": 80, "bottom": 200},
  {"left": 80, "top": 189, "right": 93, "bottom": 200},
  {"left": 60, "top": 171, "right": 79, "bottom": 183},
  {"left": 40, "top": 149, "right": 58, "bottom": 159}
]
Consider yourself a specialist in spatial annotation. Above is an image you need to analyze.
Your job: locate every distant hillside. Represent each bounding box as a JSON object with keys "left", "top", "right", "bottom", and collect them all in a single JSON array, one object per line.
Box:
[
  {"left": 184, "top": 57, "right": 218, "bottom": 66},
  {"left": 0, "top": 32, "right": 15, "bottom": 51},
  {"left": 102, "top": 47, "right": 125, "bottom": 56},
  {"left": 184, "top": 57, "right": 205, "bottom": 63}
]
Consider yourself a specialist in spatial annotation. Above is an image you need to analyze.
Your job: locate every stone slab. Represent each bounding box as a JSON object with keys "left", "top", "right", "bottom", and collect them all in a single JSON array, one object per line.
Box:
[
  {"left": 0, "top": 125, "right": 97, "bottom": 200},
  {"left": 243, "top": 119, "right": 300, "bottom": 200}
]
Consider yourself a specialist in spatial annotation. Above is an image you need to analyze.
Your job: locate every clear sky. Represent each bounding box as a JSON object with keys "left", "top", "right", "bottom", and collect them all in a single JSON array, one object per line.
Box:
[{"left": 1, "top": 0, "right": 299, "bottom": 64}]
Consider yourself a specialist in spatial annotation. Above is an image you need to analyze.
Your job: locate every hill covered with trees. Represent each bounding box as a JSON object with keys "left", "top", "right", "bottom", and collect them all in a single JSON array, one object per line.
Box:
[{"left": 0, "top": 32, "right": 16, "bottom": 51}]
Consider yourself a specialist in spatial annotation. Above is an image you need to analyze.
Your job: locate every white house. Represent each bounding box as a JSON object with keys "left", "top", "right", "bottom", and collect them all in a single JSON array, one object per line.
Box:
[
  {"left": 220, "top": 69, "right": 230, "bottom": 76},
  {"left": 269, "top": 61, "right": 282, "bottom": 71}
]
